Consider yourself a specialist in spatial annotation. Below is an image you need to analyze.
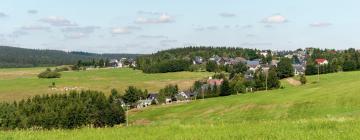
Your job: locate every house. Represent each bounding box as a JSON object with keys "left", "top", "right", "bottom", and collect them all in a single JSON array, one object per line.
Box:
[
  {"left": 207, "top": 78, "right": 224, "bottom": 86},
  {"left": 147, "top": 93, "right": 159, "bottom": 104},
  {"left": 165, "top": 98, "right": 172, "bottom": 104},
  {"left": 176, "top": 91, "right": 190, "bottom": 101},
  {"left": 315, "top": 59, "right": 329, "bottom": 65},
  {"left": 136, "top": 99, "right": 152, "bottom": 109},
  {"left": 285, "top": 54, "right": 294, "bottom": 59},
  {"left": 209, "top": 55, "right": 222, "bottom": 65},
  {"left": 193, "top": 56, "right": 204, "bottom": 64},
  {"left": 109, "top": 59, "right": 120, "bottom": 67},
  {"left": 270, "top": 60, "right": 279, "bottom": 67},
  {"left": 246, "top": 60, "right": 261, "bottom": 72},
  {"left": 293, "top": 64, "right": 305, "bottom": 76},
  {"left": 234, "top": 57, "right": 247, "bottom": 64},
  {"left": 260, "top": 51, "right": 268, "bottom": 57}
]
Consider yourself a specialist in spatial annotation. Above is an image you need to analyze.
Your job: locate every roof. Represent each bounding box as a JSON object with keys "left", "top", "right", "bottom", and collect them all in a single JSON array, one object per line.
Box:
[
  {"left": 147, "top": 93, "right": 158, "bottom": 99},
  {"left": 293, "top": 64, "right": 305, "bottom": 72},
  {"left": 247, "top": 60, "right": 260, "bottom": 68},
  {"left": 109, "top": 59, "right": 118, "bottom": 63},
  {"left": 207, "top": 79, "right": 223, "bottom": 86},
  {"left": 315, "top": 59, "right": 327, "bottom": 64}
]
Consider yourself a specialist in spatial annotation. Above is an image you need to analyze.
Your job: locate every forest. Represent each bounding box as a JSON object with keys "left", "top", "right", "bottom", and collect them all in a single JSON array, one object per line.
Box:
[{"left": 0, "top": 46, "right": 140, "bottom": 68}]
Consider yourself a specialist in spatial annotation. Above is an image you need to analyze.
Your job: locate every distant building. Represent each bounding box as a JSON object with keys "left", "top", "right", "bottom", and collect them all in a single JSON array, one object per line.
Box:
[
  {"left": 293, "top": 64, "right": 305, "bottom": 76},
  {"left": 207, "top": 79, "right": 224, "bottom": 86},
  {"left": 109, "top": 59, "right": 121, "bottom": 68},
  {"left": 193, "top": 56, "right": 204, "bottom": 64},
  {"left": 315, "top": 59, "right": 329, "bottom": 65},
  {"left": 246, "top": 60, "right": 261, "bottom": 72}
]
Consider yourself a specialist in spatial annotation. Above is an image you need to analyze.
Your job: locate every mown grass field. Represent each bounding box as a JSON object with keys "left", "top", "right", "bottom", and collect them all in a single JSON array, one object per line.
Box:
[
  {"left": 0, "top": 68, "right": 212, "bottom": 101},
  {"left": 1, "top": 71, "right": 360, "bottom": 139}
]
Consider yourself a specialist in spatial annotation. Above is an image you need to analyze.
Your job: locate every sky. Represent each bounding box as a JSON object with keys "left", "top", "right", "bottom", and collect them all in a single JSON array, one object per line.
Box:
[{"left": 0, "top": 0, "right": 359, "bottom": 54}]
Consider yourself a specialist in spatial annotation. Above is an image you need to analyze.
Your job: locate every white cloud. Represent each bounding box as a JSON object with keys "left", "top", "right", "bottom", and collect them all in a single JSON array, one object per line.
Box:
[
  {"left": 39, "top": 16, "right": 77, "bottom": 27},
  {"left": 62, "top": 26, "right": 100, "bottom": 34},
  {"left": 135, "top": 14, "right": 174, "bottom": 24},
  {"left": 111, "top": 26, "right": 141, "bottom": 35},
  {"left": 219, "top": 13, "right": 236, "bottom": 18},
  {"left": 62, "top": 26, "right": 100, "bottom": 39},
  {"left": 310, "top": 22, "right": 332, "bottom": 27},
  {"left": 28, "top": 10, "right": 38, "bottom": 14},
  {"left": 0, "top": 12, "right": 7, "bottom": 18},
  {"left": 21, "top": 25, "right": 51, "bottom": 31},
  {"left": 262, "top": 15, "right": 287, "bottom": 24}
]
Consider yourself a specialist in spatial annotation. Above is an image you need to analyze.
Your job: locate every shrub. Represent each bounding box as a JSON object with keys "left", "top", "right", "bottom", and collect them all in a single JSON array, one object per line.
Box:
[{"left": 38, "top": 68, "right": 61, "bottom": 78}]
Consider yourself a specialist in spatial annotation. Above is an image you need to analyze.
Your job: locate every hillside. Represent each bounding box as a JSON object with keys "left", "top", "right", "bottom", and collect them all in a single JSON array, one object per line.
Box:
[
  {"left": 0, "top": 46, "right": 141, "bottom": 68},
  {"left": 2, "top": 71, "right": 360, "bottom": 139}
]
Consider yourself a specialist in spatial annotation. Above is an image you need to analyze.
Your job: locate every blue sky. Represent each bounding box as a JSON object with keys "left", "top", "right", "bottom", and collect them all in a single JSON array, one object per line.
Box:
[{"left": 0, "top": 0, "right": 359, "bottom": 53}]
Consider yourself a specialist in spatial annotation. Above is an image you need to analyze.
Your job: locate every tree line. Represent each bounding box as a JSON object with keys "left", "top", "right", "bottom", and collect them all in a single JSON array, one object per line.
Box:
[
  {"left": 0, "top": 90, "right": 125, "bottom": 130},
  {"left": 0, "top": 46, "right": 140, "bottom": 68}
]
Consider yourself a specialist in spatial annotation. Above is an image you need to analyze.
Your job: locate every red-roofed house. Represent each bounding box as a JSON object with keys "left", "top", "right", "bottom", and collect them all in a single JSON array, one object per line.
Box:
[
  {"left": 315, "top": 59, "right": 329, "bottom": 65},
  {"left": 207, "top": 79, "right": 224, "bottom": 86}
]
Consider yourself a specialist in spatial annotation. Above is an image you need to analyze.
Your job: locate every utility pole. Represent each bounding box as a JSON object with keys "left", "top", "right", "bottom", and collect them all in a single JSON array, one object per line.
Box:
[
  {"left": 126, "top": 105, "right": 129, "bottom": 126},
  {"left": 317, "top": 64, "right": 320, "bottom": 82},
  {"left": 265, "top": 70, "right": 268, "bottom": 92}
]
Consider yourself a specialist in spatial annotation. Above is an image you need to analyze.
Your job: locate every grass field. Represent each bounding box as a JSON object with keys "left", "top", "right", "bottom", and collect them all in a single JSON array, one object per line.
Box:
[
  {"left": 1, "top": 71, "right": 360, "bottom": 139},
  {"left": 0, "top": 68, "right": 212, "bottom": 101}
]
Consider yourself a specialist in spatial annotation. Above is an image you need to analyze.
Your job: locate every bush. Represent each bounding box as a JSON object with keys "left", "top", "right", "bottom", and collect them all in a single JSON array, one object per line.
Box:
[
  {"left": 38, "top": 69, "right": 61, "bottom": 78},
  {"left": 300, "top": 74, "right": 307, "bottom": 85}
]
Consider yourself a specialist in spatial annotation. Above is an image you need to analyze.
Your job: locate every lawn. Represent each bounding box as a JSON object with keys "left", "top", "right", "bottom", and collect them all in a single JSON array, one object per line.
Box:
[
  {"left": 1, "top": 71, "right": 360, "bottom": 139},
  {"left": 0, "top": 68, "right": 213, "bottom": 101}
]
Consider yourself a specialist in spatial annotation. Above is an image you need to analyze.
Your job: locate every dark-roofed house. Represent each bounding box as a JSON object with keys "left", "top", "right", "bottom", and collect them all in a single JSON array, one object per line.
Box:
[
  {"left": 247, "top": 60, "right": 261, "bottom": 72},
  {"left": 293, "top": 64, "right": 305, "bottom": 76},
  {"left": 193, "top": 56, "right": 204, "bottom": 64}
]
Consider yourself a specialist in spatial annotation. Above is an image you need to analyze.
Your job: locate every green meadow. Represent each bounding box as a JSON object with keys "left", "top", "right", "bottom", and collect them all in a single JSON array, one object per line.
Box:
[
  {"left": 1, "top": 70, "right": 360, "bottom": 139},
  {"left": 0, "top": 68, "right": 212, "bottom": 101}
]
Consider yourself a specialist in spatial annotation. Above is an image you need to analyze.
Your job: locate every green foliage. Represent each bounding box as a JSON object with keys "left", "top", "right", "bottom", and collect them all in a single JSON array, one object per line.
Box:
[
  {"left": 267, "top": 66, "right": 281, "bottom": 89},
  {"left": 122, "top": 86, "right": 147, "bottom": 105},
  {"left": 277, "top": 58, "right": 294, "bottom": 79},
  {"left": 37, "top": 68, "right": 61, "bottom": 78},
  {"left": 220, "top": 79, "right": 232, "bottom": 96},
  {"left": 143, "top": 59, "right": 191, "bottom": 73},
  {"left": 0, "top": 90, "right": 125, "bottom": 130},
  {"left": 158, "top": 85, "right": 179, "bottom": 103},
  {"left": 206, "top": 61, "right": 219, "bottom": 72},
  {"left": 300, "top": 74, "right": 307, "bottom": 85}
]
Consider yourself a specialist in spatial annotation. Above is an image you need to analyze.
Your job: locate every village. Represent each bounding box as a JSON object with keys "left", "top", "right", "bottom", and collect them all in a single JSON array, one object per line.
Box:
[{"left": 121, "top": 48, "right": 332, "bottom": 109}]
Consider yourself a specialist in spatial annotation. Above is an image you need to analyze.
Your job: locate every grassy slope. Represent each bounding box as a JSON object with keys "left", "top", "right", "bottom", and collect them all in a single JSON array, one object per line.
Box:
[
  {"left": 1, "top": 71, "right": 360, "bottom": 139},
  {"left": 0, "top": 68, "right": 212, "bottom": 101}
]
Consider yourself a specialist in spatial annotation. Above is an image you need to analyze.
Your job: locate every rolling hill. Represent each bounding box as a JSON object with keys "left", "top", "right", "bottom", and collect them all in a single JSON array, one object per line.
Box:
[
  {"left": 1, "top": 71, "right": 360, "bottom": 139},
  {"left": 0, "top": 46, "right": 141, "bottom": 68}
]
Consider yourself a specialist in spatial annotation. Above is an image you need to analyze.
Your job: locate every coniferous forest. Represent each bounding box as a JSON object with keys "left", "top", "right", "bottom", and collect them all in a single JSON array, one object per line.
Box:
[{"left": 0, "top": 46, "right": 140, "bottom": 68}]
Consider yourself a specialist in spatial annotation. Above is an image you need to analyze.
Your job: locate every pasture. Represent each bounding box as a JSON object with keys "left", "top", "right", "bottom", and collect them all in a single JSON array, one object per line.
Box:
[
  {"left": 1, "top": 70, "right": 360, "bottom": 139},
  {"left": 0, "top": 68, "right": 212, "bottom": 101}
]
